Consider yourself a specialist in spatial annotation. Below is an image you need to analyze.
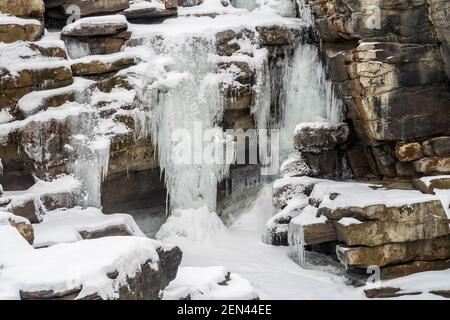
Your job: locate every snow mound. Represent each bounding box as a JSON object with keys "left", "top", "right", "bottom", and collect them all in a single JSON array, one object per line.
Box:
[
  {"left": 156, "top": 206, "right": 227, "bottom": 244},
  {"left": 163, "top": 266, "right": 258, "bottom": 300}
]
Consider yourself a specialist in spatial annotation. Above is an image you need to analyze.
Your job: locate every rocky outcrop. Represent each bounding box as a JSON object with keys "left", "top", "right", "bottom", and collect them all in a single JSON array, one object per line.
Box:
[{"left": 303, "top": 0, "right": 450, "bottom": 180}]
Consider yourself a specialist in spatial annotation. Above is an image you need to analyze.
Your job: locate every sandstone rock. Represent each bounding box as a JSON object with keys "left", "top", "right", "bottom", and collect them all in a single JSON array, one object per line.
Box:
[
  {"left": 272, "top": 177, "right": 322, "bottom": 210},
  {"left": 122, "top": 7, "right": 177, "bottom": 23},
  {"left": 0, "top": 0, "right": 45, "bottom": 19},
  {"left": 63, "top": 31, "right": 132, "bottom": 59},
  {"left": 347, "top": 42, "right": 450, "bottom": 143},
  {"left": 61, "top": 17, "right": 128, "bottom": 37},
  {"left": 294, "top": 122, "right": 349, "bottom": 153},
  {"left": 0, "top": 19, "right": 44, "bottom": 43},
  {"left": 394, "top": 142, "right": 424, "bottom": 162},
  {"left": 371, "top": 146, "right": 397, "bottom": 177},
  {"left": 45, "top": 0, "right": 130, "bottom": 17},
  {"left": 422, "top": 136, "right": 450, "bottom": 157},
  {"left": 222, "top": 109, "right": 255, "bottom": 130},
  {"left": 430, "top": 290, "right": 450, "bottom": 299},
  {"left": 428, "top": 0, "right": 450, "bottom": 78},
  {"left": 336, "top": 235, "right": 450, "bottom": 268},
  {"left": 218, "top": 61, "right": 255, "bottom": 110},
  {"left": 0, "top": 211, "right": 34, "bottom": 244},
  {"left": 412, "top": 176, "right": 450, "bottom": 194},
  {"left": 163, "top": 0, "right": 178, "bottom": 9},
  {"left": 334, "top": 214, "right": 449, "bottom": 247},
  {"left": 71, "top": 56, "right": 137, "bottom": 76},
  {"left": 305, "top": 0, "right": 435, "bottom": 43},
  {"left": 320, "top": 199, "right": 446, "bottom": 224},
  {"left": 215, "top": 29, "right": 255, "bottom": 56},
  {"left": 414, "top": 157, "right": 450, "bottom": 174},
  {"left": 381, "top": 259, "right": 450, "bottom": 280},
  {"left": 364, "top": 287, "right": 422, "bottom": 299},
  {"left": 4, "top": 197, "right": 45, "bottom": 224},
  {"left": 0, "top": 42, "right": 73, "bottom": 109}
]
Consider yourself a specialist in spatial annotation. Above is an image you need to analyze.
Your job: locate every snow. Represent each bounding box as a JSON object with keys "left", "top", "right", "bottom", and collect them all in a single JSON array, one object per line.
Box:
[
  {"left": 0, "top": 229, "right": 161, "bottom": 300},
  {"left": 311, "top": 181, "right": 438, "bottom": 210},
  {"left": 179, "top": 0, "right": 248, "bottom": 16},
  {"left": 163, "top": 266, "right": 258, "bottom": 300},
  {"left": 420, "top": 175, "right": 450, "bottom": 187},
  {"left": 32, "top": 206, "right": 145, "bottom": 248},
  {"left": 0, "top": 41, "right": 70, "bottom": 76},
  {"left": 3, "top": 175, "right": 81, "bottom": 201},
  {"left": 0, "top": 211, "right": 30, "bottom": 226},
  {"left": 0, "top": 109, "right": 14, "bottom": 124},
  {"left": 158, "top": 185, "right": 363, "bottom": 299},
  {"left": 62, "top": 15, "right": 128, "bottom": 35},
  {"left": 290, "top": 205, "right": 326, "bottom": 226},
  {"left": 338, "top": 217, "right": 363, "bottom": 227},
  {"left": 0, "top": 102, "right": 93, "bottom": 144},
  {"left": 17, "top": 78, "right": 95, "bottom": 117},
  {"left": 0, "top": 13, "right": 41, "bottom": 26},
  {"left": 156, "top": 205, "right": 227, "bottom": 243}
]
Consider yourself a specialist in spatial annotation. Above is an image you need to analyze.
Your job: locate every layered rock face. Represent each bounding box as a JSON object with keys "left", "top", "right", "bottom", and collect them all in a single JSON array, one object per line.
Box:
[{"left": 303, "top": 0, "right": 450, "bottom": 179}]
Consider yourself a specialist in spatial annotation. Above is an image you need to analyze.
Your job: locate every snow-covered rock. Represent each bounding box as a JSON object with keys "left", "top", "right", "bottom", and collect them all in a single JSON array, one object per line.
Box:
[
  {"left": 0, "top": 224, "right": 182, "bottom": 300},
  {"left": 163, "top": 266, "right": 258, "bottom": 300}
]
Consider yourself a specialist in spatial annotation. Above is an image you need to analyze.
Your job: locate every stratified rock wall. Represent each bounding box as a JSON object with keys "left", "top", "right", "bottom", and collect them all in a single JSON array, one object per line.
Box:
[{"left": 304, "top": 0, "right": 450, "bottom": 179}]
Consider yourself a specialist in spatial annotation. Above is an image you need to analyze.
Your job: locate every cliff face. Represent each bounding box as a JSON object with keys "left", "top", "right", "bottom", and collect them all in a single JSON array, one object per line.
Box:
[{"left": 305, "top": 0, "right": 450, "bottom": 179}]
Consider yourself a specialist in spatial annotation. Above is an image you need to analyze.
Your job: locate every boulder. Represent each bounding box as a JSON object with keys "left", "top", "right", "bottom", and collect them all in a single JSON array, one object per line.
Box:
[
  {"left": 336, "top": 235, "right": 450, "bottom": 268},
  {"left": 0, "top": 0, "right": 45, "bottom": 19},
  {"left": 294, "top": 122, "right": 349, "bottom": 153},
  {"left": 422, "top": 136, "right": 450, "bottom": 157},
  {"left": 44, "top": 0, "right": 130, "bottom": 17},
  {"left": 61, "top": 16, "right": 128, "bottom": 37},
  {"left": 412, "top": 176, "right": 450, "bottom": 194},
  {"left": 414, "top": 157, "right": 450, "bottom": 174},
  {"left": 218, "top": 61, "right": 255, "bottom": 110},
  {"left": 122, "top": 7, "right": 177, "bottom": 23},
  {"left": 364, "top": 287, "right": 422, "bottom": 299},
  {"left": 334, "top": 213, "right": 449, "bottom": 247},
  {"left": 381, "top": 259, "right": 450, "bottom": 280},
  {"left": 70, "top": 55, "right": 138, "bottom": 76},
  {"left": 63, "top": 31, "right": 132, "bottom": 59},
  {"left": 0, "top": 17, "right": 44, "bottom": 43},
  {"left": 394, "top": 142, "right": 424, "bottom": 162},
  {"left": 0, "top": 211, "right": 34, "bottom": 244},
  {"left": 0, "top": 42, "right": 73, "bottom": 109}
]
